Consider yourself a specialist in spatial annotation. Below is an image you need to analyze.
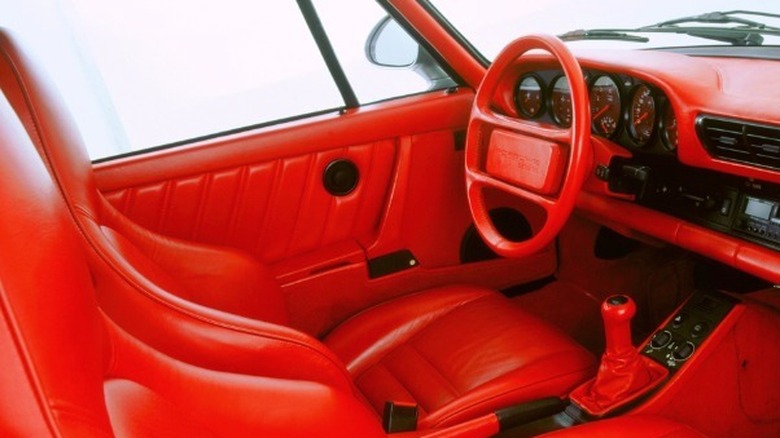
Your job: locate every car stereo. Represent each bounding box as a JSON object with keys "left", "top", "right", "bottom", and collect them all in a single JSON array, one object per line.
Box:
[{"left": 734, "top": 195, "right": 780, "bottom": 246}]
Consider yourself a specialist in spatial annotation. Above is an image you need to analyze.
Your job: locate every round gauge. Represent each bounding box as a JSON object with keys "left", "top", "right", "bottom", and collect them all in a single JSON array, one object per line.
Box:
[
  {"left": 661, "top": 103, "right": 678, "bottom": 151},
  {"left": 549, "top": 76, "right": 572, "bottom": 128},
  {"left": 628, "top": 85, "right": 657, "bottom": 146},
  {"left": 589, "top": 75, "right": 621, "bottom": 137},
  {"left": 515, "top": 75, "right": 545, "bottom": 118}
]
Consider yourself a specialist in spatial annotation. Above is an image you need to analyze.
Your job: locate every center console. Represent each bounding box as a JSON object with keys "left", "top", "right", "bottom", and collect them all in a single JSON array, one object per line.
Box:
[{"left": 641, "top": 290, "right": 737, "bottom": 372}]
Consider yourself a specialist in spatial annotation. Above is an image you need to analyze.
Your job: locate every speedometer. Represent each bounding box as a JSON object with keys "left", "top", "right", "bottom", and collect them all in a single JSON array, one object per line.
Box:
[
  {"left": 628, "top": 85, "right": 656, "bottom": 147},
  {"left": 549, "top": 75, "right": 572, "bottom": 128},
  {"left": 515, "top": 74, "right": 545, "bottom": 118},
  {"left": 589, "top": 75, "right": 621, "bottom": 138},
  {"left": 661, "top": 103, "right": 678, "bottom": 151}
]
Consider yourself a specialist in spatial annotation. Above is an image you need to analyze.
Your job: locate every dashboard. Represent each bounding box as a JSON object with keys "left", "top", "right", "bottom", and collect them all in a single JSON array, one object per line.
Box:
[
  {"left": 494, "top": 49, "right": 780, "bottom": 283},
  {"left": 513, "top": 70, "right": 678, "bottom": 155}
]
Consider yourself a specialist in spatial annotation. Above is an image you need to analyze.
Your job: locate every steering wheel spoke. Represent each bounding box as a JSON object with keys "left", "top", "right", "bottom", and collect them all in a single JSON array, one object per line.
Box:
[
  {"left": 474, "top": 107, "right": 572, "bottom": 145},
  {"left": 465, "top": 34, "right": 592, "bottom": 258}
]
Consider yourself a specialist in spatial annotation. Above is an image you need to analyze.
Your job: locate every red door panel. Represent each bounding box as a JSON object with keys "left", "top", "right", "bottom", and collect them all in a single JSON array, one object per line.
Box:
[
  {"left": 103, "top": 141, "right": 395, "bottom": 263},
  {"left": 94, "top": 90, "right": 557, "bottom": 334}
]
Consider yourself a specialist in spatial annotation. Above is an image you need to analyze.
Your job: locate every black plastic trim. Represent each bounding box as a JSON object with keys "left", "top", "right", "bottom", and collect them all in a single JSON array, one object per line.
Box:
[
  {"left": 496, "top": 397, "right": 567, "bottom": 431},
  {"left": 91, "top": 108, "right": 340, "bottom": 164},
  {"left": 297, "top": 0, "right": 359, "bottom": 109},
  {"left": 323, "top": 159, "right": 359, "bottom": 196},
  {"left": 368, "top": 250, "right": 418, "bottom": 278}
]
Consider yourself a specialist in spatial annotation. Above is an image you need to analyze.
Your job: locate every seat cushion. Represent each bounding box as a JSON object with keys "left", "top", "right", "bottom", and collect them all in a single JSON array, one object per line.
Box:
[
  {"left": 540, "top": 415, "right": 707, "bottom": 437},
  {"left": 325, "top": 285, "right": 596, "bottom": 428}
]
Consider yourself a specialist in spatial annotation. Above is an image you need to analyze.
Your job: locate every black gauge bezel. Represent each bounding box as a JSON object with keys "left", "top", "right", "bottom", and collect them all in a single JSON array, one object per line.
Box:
[
  {"left": 548, "top": 74, "right": 572, "bottom": 128},
  {"left": 626, "top": 84, "right": 658, "bottom": 148},
  {"left": 659, "top": 100, "right": 679, "bottom": 152},
  {"left": 588, "top": 74, "right": 623, "bottom": 139},
  {"left": 514, "top": 73, "right": 546, "bottom": 119}
]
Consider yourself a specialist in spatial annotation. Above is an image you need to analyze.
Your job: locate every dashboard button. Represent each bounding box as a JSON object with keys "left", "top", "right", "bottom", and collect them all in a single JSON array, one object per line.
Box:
[
  {"left": 671, "top": 313, "right": 687, "bottom": 328},
  {"left": 672, "top": 341, "right": 696, "bottom": 361},
  {"left": 650, "top": 330, "right": 673, "bottom": 349},
  {"left": 690, "top": 322, "right": 709, "bottom": 339}
]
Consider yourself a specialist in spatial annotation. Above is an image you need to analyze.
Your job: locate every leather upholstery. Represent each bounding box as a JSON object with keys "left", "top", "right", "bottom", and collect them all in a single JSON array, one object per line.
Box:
[
  {"left": 0, "top": 92, "right": 385, "bottom": 437},
  {"left": 327, "top": 287, "right": 595, "bottom": 428},
  {"left": 0, "top": 29, "right": 596, "bottom": 432},
  {"left": 540, "top": 415, "right": 707, "bottom": 438}
]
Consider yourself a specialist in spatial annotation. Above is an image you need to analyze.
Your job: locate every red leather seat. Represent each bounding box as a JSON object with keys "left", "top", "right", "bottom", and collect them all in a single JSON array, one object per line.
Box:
[
  {"left": 0, "top": 30, "right": 595, "bottom": 431},
  {"left": 540, "top": 415, "right": 707, "bottom": 437},
  {"left": 0, "top": 94, "right": 383, "bottom": 437}
]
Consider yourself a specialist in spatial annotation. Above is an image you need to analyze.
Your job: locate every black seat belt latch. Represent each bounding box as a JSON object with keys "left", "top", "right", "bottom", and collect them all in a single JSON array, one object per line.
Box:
[{"left": 382, "top": 401, "right": 418, "bottom": 433}]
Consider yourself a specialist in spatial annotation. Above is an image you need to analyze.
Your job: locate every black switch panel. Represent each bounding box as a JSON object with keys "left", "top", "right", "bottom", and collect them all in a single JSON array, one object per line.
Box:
[{"left": 642, "top": 290, "right": 737, "bottom": 371}]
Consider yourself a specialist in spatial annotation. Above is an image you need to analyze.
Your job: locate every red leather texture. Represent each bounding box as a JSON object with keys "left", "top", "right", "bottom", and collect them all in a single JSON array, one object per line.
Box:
[
  {"left": 0, "top": 31, "right": 597, "bottom": 435},
  {"left": 0, "top": 31, "right": 294, "bottom": 326},
  {"left": 0, "top": 85, "right": 387, "bottom": 437},
  {"left": 570, "top": 296, "right": 668, "bottom": 416},
  {"left": 102, "top": 141, "right": 395, "bottom": 264},
  {"left": 486, "top": 130, "right": 565, "bottom": 194},
  {"left": 326, "top": 286, "right": 596, "bottom": 428},
  {"left": 540, "top": 415, "right": 707, "bottom": 438},
  {"left": 634, "top": 296, "right": 780, "bottom": 437}
]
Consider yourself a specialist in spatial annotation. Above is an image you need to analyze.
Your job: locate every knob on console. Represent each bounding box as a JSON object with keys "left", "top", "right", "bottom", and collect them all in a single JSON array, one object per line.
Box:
[
  {"left": 602, "top": 294, "right": 636, "bottom": 355},
  {"left": 570, "top": 294, "right": 669, "bottom": 416}
]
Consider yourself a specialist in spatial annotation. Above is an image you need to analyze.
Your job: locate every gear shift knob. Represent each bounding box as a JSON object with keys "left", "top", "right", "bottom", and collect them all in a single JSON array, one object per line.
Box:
[
  {"left": 602, "top": 294, "right": 636, "bottom": 354},
  {"left": 570, "top": 293, "right": 668, "bottom": 416}
]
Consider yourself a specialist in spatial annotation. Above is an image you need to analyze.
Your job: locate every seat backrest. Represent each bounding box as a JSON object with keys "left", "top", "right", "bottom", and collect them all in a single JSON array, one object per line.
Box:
[
  {"left": 0, "top": 89, "right": 114, "bottom": 436},
  {"left": 0, "top": 29, "right": 289, "bottom": 325},
  {"left": 0, "top": 29, "right": 355, "bottom": 391}
]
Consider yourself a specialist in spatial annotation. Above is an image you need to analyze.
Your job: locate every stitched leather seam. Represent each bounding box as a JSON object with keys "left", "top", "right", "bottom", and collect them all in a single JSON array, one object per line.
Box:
[
  {"left": 0, "top": 280, "right": 62, "bottom": 437},
  {"left": 404, "top": 341, "right": 462, "bottom": 397},
  {"left": 254, "top": 159, "right": 281, "bottom": 256},
  {"left": 74, "top": 209, "right": 356, "bottom": 387},
  {"left": 226, "top": 165, "right": 249, "bottom": 244},
  {"left": 428, "top": 355, "right": 594, "bottom": 427},
  {"left": 370, "top": 362, "right": 431, "bottom": 416}
]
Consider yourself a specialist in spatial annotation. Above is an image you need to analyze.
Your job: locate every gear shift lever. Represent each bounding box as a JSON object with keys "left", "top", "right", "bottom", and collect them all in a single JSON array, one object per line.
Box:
[
  {"left": 602, "top": 295, "right": 636, "bottom": 356},
  {"left": 570, "top": 295, "right": 668, "bottom": 416}
]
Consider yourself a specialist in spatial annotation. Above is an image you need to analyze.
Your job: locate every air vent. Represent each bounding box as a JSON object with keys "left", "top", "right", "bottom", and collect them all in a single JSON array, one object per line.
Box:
[{"left": 697, "top": 116, "right": 780, "bottom": 170}]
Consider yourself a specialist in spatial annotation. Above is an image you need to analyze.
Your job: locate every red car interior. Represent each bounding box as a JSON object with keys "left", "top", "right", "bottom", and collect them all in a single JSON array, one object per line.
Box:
[
  {"left": 3, "top": 0, "right": 780, "bottom": 436},
  {"left": 0, "top": 30, "right": 596, "bottom": 435}
]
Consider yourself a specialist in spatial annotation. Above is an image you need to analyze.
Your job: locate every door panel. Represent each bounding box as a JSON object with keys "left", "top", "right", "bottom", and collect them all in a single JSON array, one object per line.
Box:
[
  {"left": 94, "top": 90, "right": 557, "bottom": 334},
  {"left": 102, "top": 141, "right": 395, "bottom": 263}
]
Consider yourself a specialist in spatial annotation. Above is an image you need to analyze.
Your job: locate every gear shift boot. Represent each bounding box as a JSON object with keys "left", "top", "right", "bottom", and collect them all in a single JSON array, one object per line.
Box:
[{"left": 569, "top": 295, "right": 668, "bottom": 416}]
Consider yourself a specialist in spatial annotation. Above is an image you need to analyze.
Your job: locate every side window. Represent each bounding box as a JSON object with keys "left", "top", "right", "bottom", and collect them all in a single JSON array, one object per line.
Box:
[
  {"left": 66, "top": 1, "right": 344, "bottom": 158},
  {"left": 13, "top": 1, "right": 456, "bottom": 160},
  {"left": 312, "top": 0, "right": 455, "bottom": 103}
]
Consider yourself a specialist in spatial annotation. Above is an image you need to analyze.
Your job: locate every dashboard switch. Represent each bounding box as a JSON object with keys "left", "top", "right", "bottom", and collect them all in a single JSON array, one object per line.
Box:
[
  {"left": 672, "top": 341, "right": 695, "bottom": 361},
  {"left": 650, "top": 330, "right": 673, "bottom": 349}
]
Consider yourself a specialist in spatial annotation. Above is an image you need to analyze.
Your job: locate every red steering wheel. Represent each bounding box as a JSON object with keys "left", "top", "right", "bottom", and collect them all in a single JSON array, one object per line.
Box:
[{"left": 465, "top": 34, "right": 592, "bottom": 258}]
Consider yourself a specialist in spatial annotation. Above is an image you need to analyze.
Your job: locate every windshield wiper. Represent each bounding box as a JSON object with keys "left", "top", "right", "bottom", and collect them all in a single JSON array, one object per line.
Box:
[
  {"left": 647, "top": 10, "right": 780, "bottom": 30},
  {"left": 558, "top": 10, "right": 780, "bottom": 47},
  {"left": 559, "top": 29, "right": 648, "bottom": 43}
]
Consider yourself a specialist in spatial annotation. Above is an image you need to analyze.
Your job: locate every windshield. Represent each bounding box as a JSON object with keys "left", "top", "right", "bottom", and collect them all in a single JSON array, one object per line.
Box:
[{"left": 427, "top": 0, "right": 780, "bottom": 60}]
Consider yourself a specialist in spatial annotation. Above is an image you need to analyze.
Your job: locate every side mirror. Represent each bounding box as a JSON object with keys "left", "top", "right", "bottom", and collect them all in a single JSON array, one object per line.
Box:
[
  {"left": 366, "top": 16, "right": 456, "bottom": 89},
  {"left": 366, "top": 16, "right": 419, "bottom": 68}
]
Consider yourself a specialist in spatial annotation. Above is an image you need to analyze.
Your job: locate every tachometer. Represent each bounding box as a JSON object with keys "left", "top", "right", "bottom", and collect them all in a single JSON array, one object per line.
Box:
[
  {"left": 589, "top": 75, "right": 621, "bottom": 137},
  {"left": 515, "top": 74, "right": 545, "bottom": 118},
  {"left": 661, "top": 103, "right": 678, "bottom": 151},
  {"left": 628, "top": 84, "right": 656, "bottom": 147},
  {"left": 550, "top": 75, "right": 572, "bottom": 128}
]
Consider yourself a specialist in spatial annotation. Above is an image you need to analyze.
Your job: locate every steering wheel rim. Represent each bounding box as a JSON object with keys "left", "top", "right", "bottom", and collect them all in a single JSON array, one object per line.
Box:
[{"left": 464, "top": 34, "right": 592, "bottom": 258}]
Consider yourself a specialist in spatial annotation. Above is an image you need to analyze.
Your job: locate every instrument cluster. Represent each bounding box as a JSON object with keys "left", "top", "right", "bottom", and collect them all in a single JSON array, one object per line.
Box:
[{"left": 514, "top": 70, "right": 678, "bottom": 154}]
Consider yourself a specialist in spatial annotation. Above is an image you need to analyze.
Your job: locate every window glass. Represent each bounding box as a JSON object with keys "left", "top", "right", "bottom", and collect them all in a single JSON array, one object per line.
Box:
[
  {"left": 63, "top": 0, "right": 344, "bottom": 157},
  {"left": 313, "top": 0, "right": 454, "bottom": 103}
]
